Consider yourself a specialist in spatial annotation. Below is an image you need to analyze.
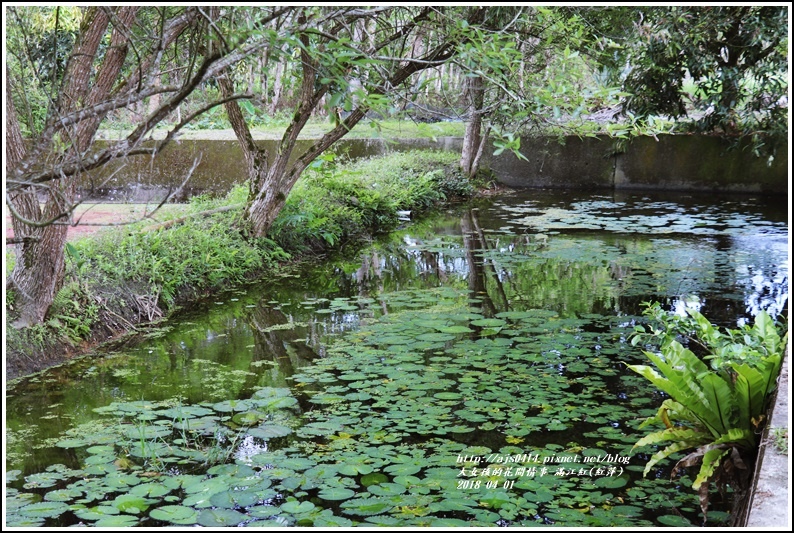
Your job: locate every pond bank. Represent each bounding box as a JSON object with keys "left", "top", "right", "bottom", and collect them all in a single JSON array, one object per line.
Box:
[{"left": 6, "top": 150, "right": 490, "bottom": 380}]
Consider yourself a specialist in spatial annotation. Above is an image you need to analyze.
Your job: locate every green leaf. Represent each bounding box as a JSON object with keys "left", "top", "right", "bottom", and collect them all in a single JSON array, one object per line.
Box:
[
  {"left": 95, "top": 514, "right": 140, "bottom": 527},
  {"left": 340, "top": 497, "right": 394, "bottom": 516},
  {"left": 281, "top": 500, "right": 316, "bottom": 514},
  {"left": 360, "top": 473, "right": 389, "bottom": 487},
  {"left": 197, "top": 508, "right": 248, "bottom": 527},
  {"left": 18, "top": 501, "right": 70, "bottom": 519},
  {"left": 111, "top": 494, "right": 155, "bottom": 514},
  {"left": 210, "top": 490, "right": 259, "bottom": 509},
  {"left": 692, "top": 448, "right": 729, "bottom": 489},
  {"left": 248, "top": 424, "right": 293, "bottom": 440},
  {"left": 150, "top": 505, "right": 199, "bottom": 525},
  {"left": 657, "top": 514, "right": 693, "bottom": 526},
  {"left": 317, "top": 488, "right": 355, "bottom": 501},
  {"left": 73, "top": 505, "right": 120, "bottom": 521}
]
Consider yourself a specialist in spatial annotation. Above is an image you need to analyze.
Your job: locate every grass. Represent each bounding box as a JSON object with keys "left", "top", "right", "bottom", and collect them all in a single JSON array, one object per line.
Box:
[
  {"left": 97, "top": 118, "right": 466, "bottom": 141},
  {"left": 6, "top": 150, "right": 483, "bottom": 376},
  {"left": 771, "top": 427, "right": 788, "bottom": 455}
]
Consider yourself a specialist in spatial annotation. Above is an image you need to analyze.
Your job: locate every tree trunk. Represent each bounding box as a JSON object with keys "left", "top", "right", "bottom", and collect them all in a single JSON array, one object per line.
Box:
[
  {"left": 460, "top": 74, "right": 485, "bottom": 177},
  {"left": 7, "top": 6, "right": 138, "bottom": 327},
  {"left": 6, "top": 74, "right": 70, "bottom": 327},
  {"left": 270, "top": 45, "right": 287, "bottom": 113},
  {"left": 221, "top": 7, "right": 482, "bottom": 239}
]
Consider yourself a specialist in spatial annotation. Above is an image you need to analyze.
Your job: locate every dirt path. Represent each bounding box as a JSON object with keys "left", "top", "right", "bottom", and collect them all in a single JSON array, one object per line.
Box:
[{"left": 5, "top": 203, "right": 187, "bottom": 244}]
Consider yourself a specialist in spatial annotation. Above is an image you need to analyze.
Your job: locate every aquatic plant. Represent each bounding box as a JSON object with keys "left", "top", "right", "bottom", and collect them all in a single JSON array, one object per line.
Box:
[{"left": 628, "top": 305, "right": 786, "bottom": 522}]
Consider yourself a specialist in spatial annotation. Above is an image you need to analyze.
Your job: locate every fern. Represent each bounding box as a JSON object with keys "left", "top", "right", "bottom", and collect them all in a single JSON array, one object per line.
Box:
[{"left": 628, "top": 305, "right": 786, "bottom": 522}]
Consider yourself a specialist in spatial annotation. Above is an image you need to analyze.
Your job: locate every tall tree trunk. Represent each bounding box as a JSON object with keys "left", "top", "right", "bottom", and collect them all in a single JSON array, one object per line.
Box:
[
  {"left": 460, "top": 74, "right": 486, "bottom": 178},
  {"left": 220, "top": 6, "right": 482, "bottom": 239},
  {"left": 270, "top": 44, "right": 287, "bottom": 113},
  {"left": 6, "top": 73, "right": 69, "bottom": 328},
  {"left": 7, "top": 6, "right": 138, "bottom": 327}
]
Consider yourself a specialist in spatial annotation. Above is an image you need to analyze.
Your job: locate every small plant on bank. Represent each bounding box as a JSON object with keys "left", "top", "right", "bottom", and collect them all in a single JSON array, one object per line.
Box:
[
  {"left": 628, "top": 303, "right": 786, "bottom": 523},
  {"left": 771, "top": 427, "right": 788, "bottom": 455}
]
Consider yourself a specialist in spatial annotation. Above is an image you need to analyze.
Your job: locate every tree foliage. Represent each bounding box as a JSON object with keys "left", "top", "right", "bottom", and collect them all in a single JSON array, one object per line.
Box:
[
  {"left": 595, "top": 6, "right": 788, "bottom": 156},
  {"left": 4, "top": 6, "right": 255, "bottom": 326}
]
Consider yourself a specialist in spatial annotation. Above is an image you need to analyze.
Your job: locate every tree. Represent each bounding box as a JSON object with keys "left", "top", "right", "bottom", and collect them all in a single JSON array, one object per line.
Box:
[
  {"left": 600, "top": 6, "right": 788, "bottom": 156},
  {"left": 209, "top": 6, "right": 493, "bottom": 238},
  {"left": 5, "top": 6, "right": 259, "bottom": 326},
  {"left": 452, "top": 7, "right": 612, "bottom": 178}
]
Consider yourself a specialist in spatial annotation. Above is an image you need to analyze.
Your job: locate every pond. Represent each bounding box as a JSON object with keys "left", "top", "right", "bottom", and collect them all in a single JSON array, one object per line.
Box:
[{"left": 5, "top": 189, "right": 788, "bottom": 527}]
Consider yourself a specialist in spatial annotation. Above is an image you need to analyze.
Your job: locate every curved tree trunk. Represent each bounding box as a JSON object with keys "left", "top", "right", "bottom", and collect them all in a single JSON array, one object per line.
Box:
[
  {"left": 214, "top": 6, "right": 485, "bottom": 239},
  {"left": 7, "top": 6, "right": 138, "bottom": 327}
]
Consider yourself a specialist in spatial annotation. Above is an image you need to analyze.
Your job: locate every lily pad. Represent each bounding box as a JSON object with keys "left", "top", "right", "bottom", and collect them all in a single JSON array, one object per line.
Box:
[
  {"left": 44, "top": 488, "right": 83, "bottom": 502},
  {"left": 55, "top": 438, "right": 89, "bottom": 448},
  {"left": 18, "top": 501, "right": 70, "bottom": 519},
  {"left": 415, "top": 332, "right": 455, "bottom": 342},
  {"left": 317, "top": 487, "right": 355, "bottom": 501},
  {"left": 657, "top": 515, "right": 693, "bottom": 527},
  {"left": 471, "top": 318, "right": 506, "bottom": 328},
  {"left": 130, "top": 482, "right": 171, "bottom": 498},
  {"left": 197, "top": 508, "right": 248, "bottom": 527},
  {"left": 149, "top": 505, "right": 199, "bottom": 525},
  {"left": 112, "top": 494, "right": 155, "bottom": 514},
  {"left": 248, "top": 424, "right": 293, "bottom": 440},
  {"left": 436, "top": 325, "right": 474, "bottom": 334},
  {"left": 212, "top": 399, "right": 254, "bottom": 413},
  {"left": 210, "top": 489, "right": 260, "bottom": 509},
  {"left": 73, "top": 505, "right": 121, "bottom": 521},
  {"left": 313, "top": 514, "right": 353, "bottom": 527},
  {"left": 95, "top": 514, "right": 141, "bottom": 527},
  {"left": 281, "top": 500, "right": 316, "bottom": 514},
  {"left": 594, "top": 475, "right": 628, "bottom": 489},
  {"left": 340, "top": 497, "right": 394, "bottom": 516},
  {"left": 433, "top": 392, "right": 461, "bottom": 400},
  {"left": 233, "top": 411, "right": 267, "bottom": 425},
  {"left": 252, "top": 387, "right": 293, "bottom": 399}
]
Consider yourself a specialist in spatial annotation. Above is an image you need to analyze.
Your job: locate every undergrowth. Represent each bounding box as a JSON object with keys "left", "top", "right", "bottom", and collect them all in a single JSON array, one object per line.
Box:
[
  {"left": 271, "top": 150, "right": 486, "bottom": 253},
  {"left": 6, "top": 150, "right": 480, "bottom": 377}
]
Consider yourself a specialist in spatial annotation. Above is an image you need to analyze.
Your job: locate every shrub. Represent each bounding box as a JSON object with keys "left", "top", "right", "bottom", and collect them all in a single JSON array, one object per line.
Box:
[
  {"left": 628, "top": 303, "right": 787, "bottom": 522},
  {"left": 270, "top": 150, "right": 472, "bottom": 254}
]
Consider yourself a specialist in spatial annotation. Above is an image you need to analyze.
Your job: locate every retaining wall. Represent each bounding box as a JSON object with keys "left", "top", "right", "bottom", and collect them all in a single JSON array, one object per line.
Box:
[
  {"left": 80, "top": 134, "right": 788, "bottom": 201},
  {"left": 485, "top": 134, "right": 787, "bottom": 194}
]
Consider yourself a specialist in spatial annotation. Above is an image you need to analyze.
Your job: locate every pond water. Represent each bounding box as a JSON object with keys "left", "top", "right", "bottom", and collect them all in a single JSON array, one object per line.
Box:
[{"left": 5, "top": 189, "right": 789, "bottom": 527}]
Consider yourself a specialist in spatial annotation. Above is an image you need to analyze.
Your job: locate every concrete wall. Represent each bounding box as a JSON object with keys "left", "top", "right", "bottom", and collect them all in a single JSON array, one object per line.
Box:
[
  {"left": 80, "top": 134, "right": 788, "bottom": 201},
  {"left": 82, "top": 137, "right": 463, "bottom": 201},
  {"left": 486, "top": 134, "right": 788, "bottom": 194}
]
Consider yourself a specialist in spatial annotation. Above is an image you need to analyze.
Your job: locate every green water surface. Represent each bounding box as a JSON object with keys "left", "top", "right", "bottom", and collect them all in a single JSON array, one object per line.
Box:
[{"left": 5, "top": 190, "right": 788, "bottom": 527}]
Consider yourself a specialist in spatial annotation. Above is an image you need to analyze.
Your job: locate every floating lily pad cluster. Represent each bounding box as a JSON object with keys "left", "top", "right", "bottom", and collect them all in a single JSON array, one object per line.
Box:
[
  {"left": 8, "top": 192, "right": 776, "bottom": 527},
  {"left": 496, "top": 198, "right": 786, "bottom": 237},
  {"left": 5, "top": 387, "right": 301, "bottom": 527},
  {"left": 277, "top": 288, "right": 720, "bottom": 526},
  {"left": 5, "top": 289, "right": 722, "bottom": 527}
]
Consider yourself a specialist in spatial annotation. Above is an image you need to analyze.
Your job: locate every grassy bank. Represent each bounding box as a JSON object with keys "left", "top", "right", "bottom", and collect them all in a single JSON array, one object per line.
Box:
[
  {"left": 5, "top": 150, "right": 492, "bottom": 378},
  {"left": 98, "top": 118, "right": 466, "bottom": 141}
]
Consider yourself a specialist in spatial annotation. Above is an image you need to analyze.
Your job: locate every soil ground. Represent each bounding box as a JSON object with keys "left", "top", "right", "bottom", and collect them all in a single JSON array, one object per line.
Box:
[{"left": 5, "top": 203, "right": 187, "bottom": 245}]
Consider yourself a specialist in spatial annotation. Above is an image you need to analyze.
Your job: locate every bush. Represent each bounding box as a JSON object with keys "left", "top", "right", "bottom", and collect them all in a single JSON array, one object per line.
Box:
[
  {"left": 270, "top": 150, "right": 473, "bottom": 254},
  {"left": 628, "top": 303, "right": 787, "bottom": 523},
  {"left": 6, "top": 150, "right": 477, "bottom": 376}
]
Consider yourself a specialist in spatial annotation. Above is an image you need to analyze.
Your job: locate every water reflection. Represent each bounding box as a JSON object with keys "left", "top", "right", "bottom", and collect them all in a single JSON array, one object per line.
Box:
[{"left": 5, "top": 190, "right": 788, "bottom": 475}]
